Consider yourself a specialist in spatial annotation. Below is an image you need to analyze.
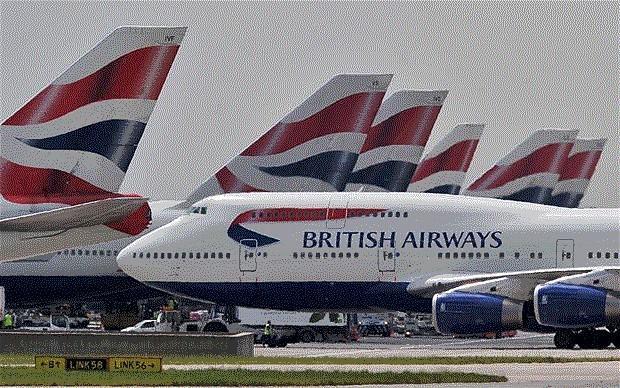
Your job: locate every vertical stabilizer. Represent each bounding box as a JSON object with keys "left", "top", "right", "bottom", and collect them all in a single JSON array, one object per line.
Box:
[
  {"left": 547, "top": 138, "right": 606, "bottom": 208},
  {"left": 345, "top": 90, "right": 447, "bottom": 192},
  {"left": 463, "top": 129, "right": 578, "bottom": 204},
  {"left": 178, "top": 74, "right": 392, "bottom": 208},
  {"left": 408, "top": 124, "right": 484, "bottom": 194}
]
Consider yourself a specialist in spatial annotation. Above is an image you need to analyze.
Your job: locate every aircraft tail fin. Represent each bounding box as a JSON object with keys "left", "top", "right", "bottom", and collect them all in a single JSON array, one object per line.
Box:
[
  {"left": 1, "top": 26, "right": 186, "bottom": 204},
  {"left": 547, "top": 138, "right": 606, "bottom": 208},
  {"left": 463, "top": 129, "right": 578, "bottom": 203},
  {"left": 177, "top": 74, "right": 392, "bottom": 208},
  {"left": 407, "top": 124, "right": 484, "bottom": 194},
  {"left": 345, "top": 90, "right": 448, "bottom": 192}
]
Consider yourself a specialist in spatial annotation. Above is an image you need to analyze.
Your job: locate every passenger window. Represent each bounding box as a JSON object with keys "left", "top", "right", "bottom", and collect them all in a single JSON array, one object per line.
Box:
[
  {"left": 354, "top": 252, "right": 359, "bottom": 258},
  {"left": 530, "top": 252, "right": 535, "bottom": 259},
  {"left": 484, "top": 252, "right": 489, "bottom": 258},
  {"left": 167, "top": 253, "right": 172, "bottom": 259},
  {"left": 181, "top": 252, "right": 186, "bottom": 259},
  {"left": 588, "top": 252, "right": 593, "bottom": 258},
  {"left": 154, "top": 253, "right": 158, "bottom": 259},
  {"left": 468, "top": 252, "right": 474, "bottom": 258},
  {"left": 201, "top": 207, "right": 207, "bottom": 214},
  {"left": 92, "top": 251, "right": 97, "bottom": 256},
  {"left": 499, "top": 252, "right": 505, "bottom": 258},
  {"left": 77, "top": 250, "right": 83, "bottom": 255},
  {"left": 538, "top": 252, "right": 543, "bottom": 259},
  {"left": 388, "top": 212, "right": 393, "bottom": 217},
  {"left": 346, "top": 252, "right": 351, "bottom": 258},
  {"left": 300, "top": 252, "right": 305, "bottom": 258},
  {"left": 196, "top": 252, "right": 201, "bottom": 259},
  {"left": 174, "top": 253, "right": 179, "bottom": 259},
  {"left": 476, "top": 252, "right": 481, "bottom": 258},
  {"left": 139, "top": 252, "right": 143, "bottom": 258},
  {"left": 106, "top": 250, "right": 112, "bottom": 256},
  {"left": 227, "top": 253, "right": 231, "bottom": 258},
  {"left": 211, "top": 253, "right": 216, "bottom": 259},
  {"left": 380, "top": 212, "right": 385, "bottom": 218},
  {"left": 461, "top": 252, "right": 466, "bottom": 258},
  {"left": 99, "top": 250, "right": 104, "bottom": 256},
  {"left": 395, "top": 212, "right": 400, "bottom": 218},
  {"left": 438, "top": 253, "right": 443, "bottom": 259},
  {"left": 71, "top": 250, "right": 76, "bottom": 256},
  {"left": 218, "top": 252, "right": 223, "bottom": 259},
  {"left": 452, "top": 252, "right": 458, "bottom": 259},
  {"left": 614, "top": 252, "right": 619, "bottom": 259},
  {"left": 64, "top": 250, "right": 69, "bottom": 255},
  {"left": 324, "top": 252, "right": 328, "bottom": 258},
  {"left": 308, "top": 252, "right": 313, "bottom": 258},
  {"left": 605, "top": 252, "right": 611, "bottom": 259},
  {"left": 403, "top": 212, "right": 408, "bottom": 218},
  {"left": 293, "top": 252, "right": 298, "bottom": 259},
  {"left": 515, "top": 252, "right": 520, "bottom": 258},
  {"left": 189, "top": 252, "right": 193, "bottom": 259},
  {"left": 339, "top": 252, "right": 344, "bottom": 258},
  {"left": 331, "top": 252, "right": 336, "bottom": 258},
  {"left": 597, "top": 252, "right": 602, "bottom": 258},
  {"left": 146, "top": 253, "right": 150, "bottom": 258}
]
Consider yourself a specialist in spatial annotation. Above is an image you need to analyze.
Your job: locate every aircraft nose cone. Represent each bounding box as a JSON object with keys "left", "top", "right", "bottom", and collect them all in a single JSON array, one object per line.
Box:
[{"left": 117, "top": 238, "right": 150, "bottom": 280}]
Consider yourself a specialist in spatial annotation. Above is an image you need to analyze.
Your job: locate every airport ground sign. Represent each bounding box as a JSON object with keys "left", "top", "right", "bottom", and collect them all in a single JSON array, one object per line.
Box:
[{"left": 35, "top": 356, "right": 161, "bottom": 372}]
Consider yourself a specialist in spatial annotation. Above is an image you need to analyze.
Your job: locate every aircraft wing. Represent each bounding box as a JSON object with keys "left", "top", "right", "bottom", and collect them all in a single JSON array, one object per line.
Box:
[
  {"left": 406, "top": 267, "right": 620, "bottom": 297},
  {"left": 0, "top": 197, "right": 149, "bottom": 232}
]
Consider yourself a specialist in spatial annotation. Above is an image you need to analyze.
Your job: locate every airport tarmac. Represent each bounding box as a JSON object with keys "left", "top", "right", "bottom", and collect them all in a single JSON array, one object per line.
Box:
[{"left": 256, "top": 332, "right": 620, "bottom": 359}]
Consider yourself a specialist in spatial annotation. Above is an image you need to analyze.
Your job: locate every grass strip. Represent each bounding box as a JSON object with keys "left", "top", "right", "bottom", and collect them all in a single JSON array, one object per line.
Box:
[
  {"left": 0, "top": 367, "right": 506, "bottom": 386},
  {"left": 1, "top": 355, "right": 618, "bottom": 366}
]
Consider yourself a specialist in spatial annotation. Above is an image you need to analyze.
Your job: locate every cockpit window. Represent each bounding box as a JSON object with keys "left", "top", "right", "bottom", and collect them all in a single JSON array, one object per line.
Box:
[{"left": 191, "top": 206, "right": 207, "bottom": 214}]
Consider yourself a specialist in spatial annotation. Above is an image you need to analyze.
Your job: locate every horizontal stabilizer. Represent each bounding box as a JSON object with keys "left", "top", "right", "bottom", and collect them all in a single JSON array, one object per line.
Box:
[{"left": 0, "top": 197, "right": 148, "bottom": 232}]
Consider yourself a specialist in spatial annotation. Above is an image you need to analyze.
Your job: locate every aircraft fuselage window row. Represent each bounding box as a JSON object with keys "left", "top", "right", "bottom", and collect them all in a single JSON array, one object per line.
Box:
[
  {"left": 293, "top": 252, "right": 361, "bottom": 259},
  {"left": 588, "top": 251, "right": 619, "bottom": 259},
  {"left": 248, "top": 210, "right": 409, "bottom": 220},
  {"left": 58, "top": 250, "right": 118, "bottom": 257},
  {"left": 131, "top": 252, "right": 232, "bottom": 259},
  {"left": 437, "top": 251, "right": 548, "bottom": 259}
]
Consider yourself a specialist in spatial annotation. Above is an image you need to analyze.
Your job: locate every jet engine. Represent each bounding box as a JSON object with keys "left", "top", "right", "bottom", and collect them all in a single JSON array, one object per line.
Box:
[
  {"left": 534, "top": 283, "right": 620, "bottom": 328},
  {"left": 432, "top": 291, "right": 523, "bottom": 335}
]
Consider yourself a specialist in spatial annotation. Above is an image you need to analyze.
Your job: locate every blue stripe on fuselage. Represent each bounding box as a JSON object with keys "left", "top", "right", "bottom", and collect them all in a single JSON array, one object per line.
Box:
[
  {"left": 256, "top": 151, "right": 358, "bottom": 192},
  {"left": 146, "top": 281, "right": 432, "bottom": 312},
  {"left": 18, "top": 119, "right": 147, "bottom": 172},
  {"left": 347, "top": 161, "right": 417, "bottom": 192},
  {"left": 0, "top": 275, "right": 163, "bottom": 308}
]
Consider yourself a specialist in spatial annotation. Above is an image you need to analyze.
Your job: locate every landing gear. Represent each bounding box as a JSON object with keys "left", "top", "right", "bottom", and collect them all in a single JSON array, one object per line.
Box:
[
  {"left": 554, "top": 330, "right": 576, "bottom": 349},
  {"left": 556, "top": 329, "right": 615, "bottom": 349}
]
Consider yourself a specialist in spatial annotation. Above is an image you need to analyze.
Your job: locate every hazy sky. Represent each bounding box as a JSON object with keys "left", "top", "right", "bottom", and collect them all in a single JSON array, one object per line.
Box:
[{"left": 1, "top": 1, "right": 618, "bottom": 207}]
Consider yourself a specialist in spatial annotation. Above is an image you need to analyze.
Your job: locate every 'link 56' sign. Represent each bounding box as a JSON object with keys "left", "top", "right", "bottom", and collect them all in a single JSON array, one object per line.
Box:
[{"left": 35, "top": 356, "right": 161, "bottom": 372}]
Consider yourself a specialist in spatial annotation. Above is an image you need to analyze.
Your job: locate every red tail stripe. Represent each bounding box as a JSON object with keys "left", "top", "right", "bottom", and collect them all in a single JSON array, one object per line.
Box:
[
  {"left": 215, "top": 167, "right": 266, "bottom": 194},
  {"left": 232, "top": 207, "right": 386, "bottom": 225},
  {"left": 559, "top": 150, "right": 602, "bottom": 180},
  {"left": 3, "top": 45, "right": 180, "bottom": 126},
  {"left": 240, "top": 92, "right": 385, "bottom": 157},
  {"left": 360, "top": 105, "right": 441, "bottom": 153},
  {"left": 411, "top": 139, "right": 479, "bottom": 182},
  {"left": 106, "top": 203, "right": 151, "bottom": 236},
  {"left": 468, "top": 143, "right": 572, "bottom": 191}
]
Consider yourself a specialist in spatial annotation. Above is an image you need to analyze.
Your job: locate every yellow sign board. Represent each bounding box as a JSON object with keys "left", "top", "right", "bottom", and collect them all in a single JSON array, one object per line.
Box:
[
  {"left": 35, "top": 356, "right": 162, "bottom": 372},
  {"left": 108, "top": 357, "right": 162, "bottom": 372},
  {"left": 35, "top": 356, "right": 66, "bottom": 370}
]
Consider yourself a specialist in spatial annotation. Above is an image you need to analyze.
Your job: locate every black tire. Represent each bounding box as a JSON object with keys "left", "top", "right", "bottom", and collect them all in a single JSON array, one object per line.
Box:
[
  {"left": 203, "top": 321, "right": 228, "bottom": 333},
  {"left": 612, "top": 330, "right": 620, "bottom": 348},
  {"left": 554, "top": 330, "right": 576, "bottom": 349},
  {"left": 299, "top": 330, "right": 315, "bottom": 343},
  {"left": 592, "top": 330, "right": 612, "bottom": 349},
  {"left": 577, "top": 330, "right": 595, "bottom": 349}
]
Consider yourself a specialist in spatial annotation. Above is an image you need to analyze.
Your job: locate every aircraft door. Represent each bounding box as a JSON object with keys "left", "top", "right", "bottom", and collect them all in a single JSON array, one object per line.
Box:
[
  {"left": 239, "top": 239, "right": 258, "bottom": 272},
  {"left": 556, "top": 239, "right": 574, "bottom": 268},
  {"left": 378, "top": 248, "right": 396, "bottom": 272},
  {"left": 326, "top": 195, "right": 349, "bottom": 229}
]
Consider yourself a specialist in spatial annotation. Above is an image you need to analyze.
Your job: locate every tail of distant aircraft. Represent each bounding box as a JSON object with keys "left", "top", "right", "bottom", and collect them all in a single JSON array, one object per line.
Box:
[
  {"left": 407, "top": 124, "right": 483, "bottom": 194},
  {"left": 0, "top": 26, "right": 186, "bottom": 234},
  {"left": 178, "top": 74, "right": 392, "bottom": 207},
  {"left": 546, "top": 138, "right": 606, "bottom": 208},
  {"left": 463, "top": 129, "right": 578, "bottom": 204},
  {"left": 344, "top": 90, "right": 447, "bottom": 192}
]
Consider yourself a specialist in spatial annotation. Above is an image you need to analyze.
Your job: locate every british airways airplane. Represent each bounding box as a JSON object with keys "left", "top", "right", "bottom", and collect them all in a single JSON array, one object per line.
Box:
[
  {"left": 0, "top": 26, "right": 186, "bottom": 262},
  {"left": 117, "top": 192, "right": 620, "bottom": 349},
  {"left": 0, "top": 73, "right": 392, "bottom": 306}
]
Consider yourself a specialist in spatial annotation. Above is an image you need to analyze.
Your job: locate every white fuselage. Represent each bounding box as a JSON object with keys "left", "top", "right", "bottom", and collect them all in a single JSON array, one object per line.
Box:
[{"left": 117, "top": 192, "right": 620, "bottom": 312}]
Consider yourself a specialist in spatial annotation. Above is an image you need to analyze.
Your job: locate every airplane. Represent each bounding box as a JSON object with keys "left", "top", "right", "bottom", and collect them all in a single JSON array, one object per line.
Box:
[
  {"left": 0, "top": 26, "right": 186, "bottom": 262},
  {"left": 462, "top": 129, "right": 577, "bottom": 203},
  {"left": 407, "top": 124, "right": 484, "bottom": 194},
  {"left": 0, "top": 73, "right": 393, "bottom": 307},
  {"left": 116, "top": 191, "right": 620, "bottom": 349},
  {"left": 344, "top": 90, "right": 448, "bottom": 192},
  {"left": 546, "top": 138, "right": 606, "bottom": 208}
]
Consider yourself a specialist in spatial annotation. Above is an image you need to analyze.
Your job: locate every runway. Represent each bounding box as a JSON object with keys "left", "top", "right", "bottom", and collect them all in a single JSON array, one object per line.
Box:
[{"left": 255, "top": 332, "right": 620, "bottom": 358}]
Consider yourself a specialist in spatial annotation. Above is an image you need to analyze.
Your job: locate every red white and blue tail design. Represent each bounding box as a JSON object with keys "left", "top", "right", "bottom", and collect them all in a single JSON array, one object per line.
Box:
[
  {"left": 179, "top": 74, "right": 392, "bottom": 207},
  {"left": 547, "top": 138, "right": 606, "bottom": 208},
  {"left": 345, "top": 90, "right": 447, "bottom": 192},
  {"left": 1, "top": 26, "right": 185, "bottom": 204},
  {"left": 464, "top": 129, "right": 578, "bottom": 204},
  {"left": 407, "top": 124, "right": 483, "bottom": 194},
  {"left": 1, "top": 26, "right": 185, "bottom": 236}
]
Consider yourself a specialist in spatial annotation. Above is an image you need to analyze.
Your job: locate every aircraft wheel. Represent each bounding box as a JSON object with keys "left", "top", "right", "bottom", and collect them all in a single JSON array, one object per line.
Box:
[
  {"left": 612, "top": 330, "right": 620, "bottom": 348},
  {"left": 577, "top": 330, "right": 596, "bottom": 349},
  {"left": 554, "top": 330, "right": 576, "bottom": 349},
  {"left": 591, "top": 329, "right": 612, "bottom": 349}
]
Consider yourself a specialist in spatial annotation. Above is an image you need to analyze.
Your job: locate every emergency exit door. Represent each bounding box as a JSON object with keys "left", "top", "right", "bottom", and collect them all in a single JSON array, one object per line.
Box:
[
  {"left": 239, "top": 239, "right": 257, "bottom": 272},
  {"left": 556, "top": 239, "right": 574, "bottom": 268},
  {"left": 378, "top": 248, "right": 396, "bottom": 272},
  {"left": 326, "top": 195, "right": 349, "bottom": 229}
]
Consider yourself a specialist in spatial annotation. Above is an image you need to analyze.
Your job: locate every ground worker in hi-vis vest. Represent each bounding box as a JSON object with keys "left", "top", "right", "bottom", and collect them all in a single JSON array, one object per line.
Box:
[
  {"left": 262, "top": 320, "right": 273, "bottom": 346},
  {"left": 2, "top": 312, "right": 14, "bottom": 330}
]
